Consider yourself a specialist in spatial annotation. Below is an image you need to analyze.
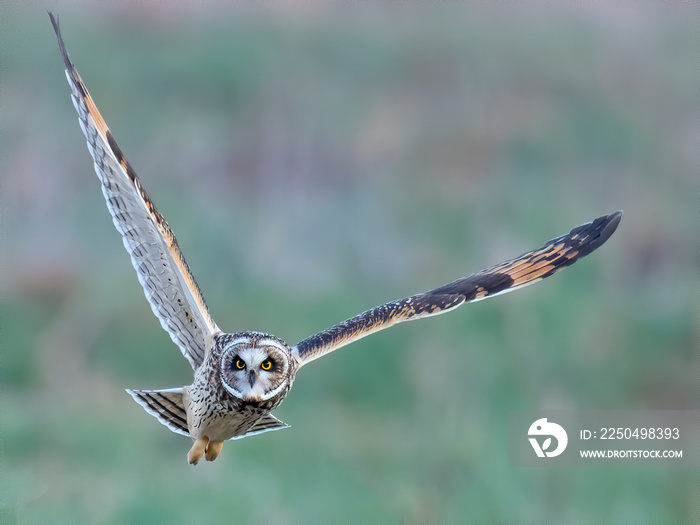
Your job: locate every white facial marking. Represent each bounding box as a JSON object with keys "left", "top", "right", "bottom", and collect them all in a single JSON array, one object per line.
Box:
[{"left": 220, "top": 339, "right": 289, "bottom": 401}]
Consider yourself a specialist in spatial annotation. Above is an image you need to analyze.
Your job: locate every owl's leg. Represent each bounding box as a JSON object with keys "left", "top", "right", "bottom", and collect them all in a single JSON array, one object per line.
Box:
[
  {"left": 187, "top": 436, "right": 209, "bottom": 465},
  {"left": 205, "top": 440, "right": 224, "bottom": 462}
]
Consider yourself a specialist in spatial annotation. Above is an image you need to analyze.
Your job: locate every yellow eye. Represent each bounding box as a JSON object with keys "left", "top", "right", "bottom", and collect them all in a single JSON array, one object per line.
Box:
[
  {"left": 261, "top": 359, "right": 272, "bottom": 371},
  {"left": 235, "top": 358, "right": 246, "bottom": 370}
]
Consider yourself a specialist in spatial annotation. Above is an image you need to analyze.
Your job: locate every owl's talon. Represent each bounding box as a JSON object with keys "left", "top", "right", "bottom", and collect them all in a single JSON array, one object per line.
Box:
[
  {"left": 205, "top": 440, "right": 223, "bottom": 461},
  {"left": 187, "top": 436, "right": 209, "bottom": 465}
]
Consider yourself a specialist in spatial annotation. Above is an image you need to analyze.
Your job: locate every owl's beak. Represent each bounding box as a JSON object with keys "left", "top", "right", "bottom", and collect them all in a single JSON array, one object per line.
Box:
[{"left": 248, "top": 370, "right": 256, "bottom": 387}]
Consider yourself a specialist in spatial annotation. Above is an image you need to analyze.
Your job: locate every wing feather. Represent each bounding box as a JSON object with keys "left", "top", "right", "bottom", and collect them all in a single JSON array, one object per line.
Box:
[
  {"left": 293, "top": 212, "right": 621, "bottom": 366},
  {"left": 50, "top": 14, "right": 219, "bottom": 369}
]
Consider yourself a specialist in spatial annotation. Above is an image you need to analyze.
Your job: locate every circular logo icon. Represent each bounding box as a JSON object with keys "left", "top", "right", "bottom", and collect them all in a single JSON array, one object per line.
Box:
[{"left": 528, "top": 418, "right": 568, "bottom": 458}]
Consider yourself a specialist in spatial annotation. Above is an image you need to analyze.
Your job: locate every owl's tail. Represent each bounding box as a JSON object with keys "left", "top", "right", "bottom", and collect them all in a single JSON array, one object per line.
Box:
[{"left": 126, "top": 388, "right": 190, "bottom": 437}]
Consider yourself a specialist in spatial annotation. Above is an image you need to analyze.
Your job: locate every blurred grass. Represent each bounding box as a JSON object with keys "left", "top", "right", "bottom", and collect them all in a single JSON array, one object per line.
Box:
[{"left": 1, "top": 2, "right": 697, "bottom": 523}]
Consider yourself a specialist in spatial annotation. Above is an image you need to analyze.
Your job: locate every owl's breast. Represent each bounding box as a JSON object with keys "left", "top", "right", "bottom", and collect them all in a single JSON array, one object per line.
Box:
[{"left": 183, "top": 384, "right": 272, "bottom": 442}]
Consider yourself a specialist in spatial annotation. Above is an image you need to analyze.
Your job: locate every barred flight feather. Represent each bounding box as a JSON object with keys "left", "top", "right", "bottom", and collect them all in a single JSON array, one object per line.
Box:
[
  {"left": 50, "top": 13, "right": 219, "bottom": 371},
  {"left": 293, "top": 211, "right": 621, "bottom": 365}
]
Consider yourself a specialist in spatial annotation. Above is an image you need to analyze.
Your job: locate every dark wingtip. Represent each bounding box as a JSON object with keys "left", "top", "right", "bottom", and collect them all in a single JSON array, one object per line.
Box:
[
  {"left": 48, "top": 11, "right": 58, "bottom": 30},
  {"left": 48, "top": 11, "right": 73, "bottom": 71},
  {"left": 48, "top": 11, "right": 61, "bottom": 42},
  {"left": 597, "top": 210, "right": 622, "bottom": 243},
  {"left": 575, "top": 210, "right": 622, "bottom": 258},
  {"left": 608, "top": 209, "right": 623, "bottom": 228}
]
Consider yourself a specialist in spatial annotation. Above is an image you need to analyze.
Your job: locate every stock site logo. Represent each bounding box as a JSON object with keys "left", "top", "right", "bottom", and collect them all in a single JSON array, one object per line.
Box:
[{"left": 528, "top": 418, "right": 568, "bottom": 458}]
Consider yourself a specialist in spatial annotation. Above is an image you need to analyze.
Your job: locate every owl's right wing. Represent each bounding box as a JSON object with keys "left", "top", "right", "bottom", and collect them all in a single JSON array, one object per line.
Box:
[
  {"left": 293, "top": 212, "right": 621, "bottom": 367},
  {"left": 50, "top": 14, "right": 219, "bottom": 370}
]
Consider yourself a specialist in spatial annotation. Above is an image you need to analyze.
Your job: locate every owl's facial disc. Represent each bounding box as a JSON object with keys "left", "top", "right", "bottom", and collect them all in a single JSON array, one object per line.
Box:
[{"left": 220, "top": 336, "right": 290, "bottom": 402}]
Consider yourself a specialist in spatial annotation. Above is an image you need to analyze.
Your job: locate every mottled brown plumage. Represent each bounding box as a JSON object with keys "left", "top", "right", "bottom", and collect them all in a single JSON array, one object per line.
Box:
[{"left": 50, "top": 13, "right": 621, "bottom": 464}]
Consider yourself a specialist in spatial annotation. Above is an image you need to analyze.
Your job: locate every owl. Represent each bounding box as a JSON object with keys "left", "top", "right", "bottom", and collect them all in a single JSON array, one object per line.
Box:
[{"left": 50, "top": 14, "right": 621, "bottom": 465}]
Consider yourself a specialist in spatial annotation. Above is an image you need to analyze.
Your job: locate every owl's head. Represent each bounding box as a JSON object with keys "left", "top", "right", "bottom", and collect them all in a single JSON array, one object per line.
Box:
[{"left": 220, "top": 333, "right": 293, "bottom": 402}]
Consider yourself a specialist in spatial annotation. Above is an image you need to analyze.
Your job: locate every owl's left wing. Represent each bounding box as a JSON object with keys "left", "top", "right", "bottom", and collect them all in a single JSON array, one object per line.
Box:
[
  {"left": 293, "top": 212, "right": 621, "bottom": 367},
  {"left": 50, "top": 14, "right": 219, "bottom": 370}
]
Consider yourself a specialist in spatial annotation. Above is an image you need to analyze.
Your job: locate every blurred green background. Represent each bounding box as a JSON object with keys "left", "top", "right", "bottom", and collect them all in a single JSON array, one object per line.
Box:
[{"left": 1, "top": 2, "right": 697, "bottom": 523}]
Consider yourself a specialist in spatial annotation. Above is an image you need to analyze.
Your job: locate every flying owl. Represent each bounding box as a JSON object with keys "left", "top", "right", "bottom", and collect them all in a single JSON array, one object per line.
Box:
[{"left": 50, "top": 14, "right": 621, "bottom": 465}]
